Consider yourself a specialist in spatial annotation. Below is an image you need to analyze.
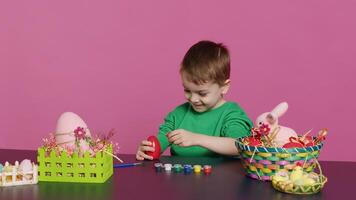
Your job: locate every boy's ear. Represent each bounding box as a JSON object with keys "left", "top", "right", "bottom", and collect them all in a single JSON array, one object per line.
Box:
[{"left": 221, "top": 79, "right": 231, "bottom": 95}]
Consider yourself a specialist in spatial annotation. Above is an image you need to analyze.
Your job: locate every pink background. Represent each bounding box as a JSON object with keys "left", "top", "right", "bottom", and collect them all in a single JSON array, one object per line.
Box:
[{"left": 1, "top": 0, "right": 355, "bottom": 161}]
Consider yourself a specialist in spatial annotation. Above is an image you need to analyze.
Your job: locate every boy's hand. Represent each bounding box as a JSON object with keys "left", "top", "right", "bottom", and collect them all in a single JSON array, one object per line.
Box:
[
  {"left": 167, "top": 129, "right": 199, "bottom": 147},
  {"left": 136, "top": 140, "right": 155, "bottom": 160}
]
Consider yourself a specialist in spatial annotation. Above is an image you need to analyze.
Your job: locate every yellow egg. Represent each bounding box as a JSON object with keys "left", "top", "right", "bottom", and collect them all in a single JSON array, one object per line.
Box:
[{"left": 303, "top": 177, "right": 316, "bottom": 186}]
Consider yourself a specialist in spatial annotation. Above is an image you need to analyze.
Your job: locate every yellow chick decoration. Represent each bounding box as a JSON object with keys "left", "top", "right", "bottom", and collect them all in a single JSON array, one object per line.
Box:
[
  {"left": 272, "top": 165, "right": 326, "bottom": 194},
  {"left": 290, "top": 166, "right": 303, "bottom": 182}
]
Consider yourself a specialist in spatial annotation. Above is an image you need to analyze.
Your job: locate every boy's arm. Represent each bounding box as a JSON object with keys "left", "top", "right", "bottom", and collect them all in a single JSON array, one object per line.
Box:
[
  {"left": 156, "top": 111, "right": 176, "bottom": 153},
  {"left": 167, "top": 129, "right": 242, "bottom": 156},
  {"left": 167, "top": 106, "right": 253, "bottom": 156},
  {"left": 196, "top": 135, "right": 239, "bottom": 155}
]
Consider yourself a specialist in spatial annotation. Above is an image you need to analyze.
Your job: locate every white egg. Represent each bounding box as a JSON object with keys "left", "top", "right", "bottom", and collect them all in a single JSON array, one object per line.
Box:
[{"left": 19, "top": 159, "right": 33, "bottom": 173}]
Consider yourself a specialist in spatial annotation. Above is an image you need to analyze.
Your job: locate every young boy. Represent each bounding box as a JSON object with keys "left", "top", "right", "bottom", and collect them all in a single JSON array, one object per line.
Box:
[{"left": 136, "top": 40, "right": 252, "bottom": 160}]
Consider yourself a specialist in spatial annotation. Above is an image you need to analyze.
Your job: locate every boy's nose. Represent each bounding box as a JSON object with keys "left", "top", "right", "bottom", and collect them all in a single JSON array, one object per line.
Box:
[{"left": 189, "top": 94, "right": 200, "bottom": 103}]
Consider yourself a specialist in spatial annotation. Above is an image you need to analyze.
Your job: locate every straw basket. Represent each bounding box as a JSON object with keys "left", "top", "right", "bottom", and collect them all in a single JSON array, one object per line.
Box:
[
  {"left": 271, "top": 159, "right": 327, "bottom": 194},
  {"left": 235, "top": 138, "right": 324, "bottom": 181},
  {"left": 37, "top": 146, "right": 113, "bottom": 183}
]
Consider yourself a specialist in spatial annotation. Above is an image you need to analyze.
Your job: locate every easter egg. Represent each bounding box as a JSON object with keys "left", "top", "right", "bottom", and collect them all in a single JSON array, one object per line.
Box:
[
  {"left": 55, "top": 112, "right": 91, "bottom": 147},
  {"left": 282, "top": 137, "right": 304, "bottom": 148},
  {"left": 303, "top": 177, "right": 316, "bottom": 186},
  {"left": 273, "top": 170, "right": 289, "bottom": 182},
  {"left": 145, "top": 136, "right": 161, "bottom": 159},
  {"left": 282, "top": 142, "right": 304, "bottom": 148},
  {"left": 4, "top": 162, "right": 13, "bottom": 173},
  {"left": 308, "top": 172, "right": 320, "bottom": 180},
  {"left": 19, "top": 159, "right": 33, "bottom": 173}
]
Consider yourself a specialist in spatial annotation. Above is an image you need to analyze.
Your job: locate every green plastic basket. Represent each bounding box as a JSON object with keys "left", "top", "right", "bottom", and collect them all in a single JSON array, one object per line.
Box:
[{"left": 37, "top": 146, "right": 113, "bottom": 183}]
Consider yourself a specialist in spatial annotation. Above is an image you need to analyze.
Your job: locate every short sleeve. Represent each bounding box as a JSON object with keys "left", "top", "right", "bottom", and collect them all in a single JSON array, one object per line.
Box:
[
  {"left": 157, "top": 111, "right": 175, "bottom": 153},
  {"left": 222, "top": 108, "right": 253, "bottom": 138}
]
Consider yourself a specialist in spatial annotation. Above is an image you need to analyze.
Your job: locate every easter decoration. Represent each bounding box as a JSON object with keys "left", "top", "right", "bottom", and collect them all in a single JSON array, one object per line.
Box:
[
  {"left": 145, "top": 135, "right": 161, "bottom": 160},
  {"left": 254, "top": 102, "right": 298, "bottom": 147},
  {"left": 0, "top": 159, "right": 38, "bottom": 187},
  {"left": 38, "top": 112, "right": 122, "bottom": 183},
  {"left": 235, "top": 102, "right": 328, "bottom": 194},
  {"left": 272, "top": 162, "right": 327, "bottom": 194}
]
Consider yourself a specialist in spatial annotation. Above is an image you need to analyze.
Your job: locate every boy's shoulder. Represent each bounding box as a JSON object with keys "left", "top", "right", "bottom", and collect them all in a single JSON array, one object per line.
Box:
[
  {"left": 222, "top": 101, "right": 243, "bottom": 111},
  {"left": 172, "top": 102, "right": 191, "bottom": 112},
  {"left": 171, "top": 101, "right": 244, "bottom": 112}
]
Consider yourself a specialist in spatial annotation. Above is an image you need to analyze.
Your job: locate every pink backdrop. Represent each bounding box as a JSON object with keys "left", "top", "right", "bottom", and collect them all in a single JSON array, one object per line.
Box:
[{"left": 1, "top": 0, "right": 355, "bottom": 161}]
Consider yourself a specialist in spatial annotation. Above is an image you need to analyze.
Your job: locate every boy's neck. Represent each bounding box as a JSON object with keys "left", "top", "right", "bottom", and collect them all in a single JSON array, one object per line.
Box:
[{"left": 213, "top": 99, "right": 226, "bottom": 110}]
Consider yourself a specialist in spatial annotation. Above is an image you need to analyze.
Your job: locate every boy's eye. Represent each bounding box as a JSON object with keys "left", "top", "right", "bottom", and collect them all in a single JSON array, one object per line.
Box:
[
  {"left": 184, "top": 89, "right": 190, "bottom": 93},
  {"left": 199, "top": 92, "right": 208, "bottom": 97}
]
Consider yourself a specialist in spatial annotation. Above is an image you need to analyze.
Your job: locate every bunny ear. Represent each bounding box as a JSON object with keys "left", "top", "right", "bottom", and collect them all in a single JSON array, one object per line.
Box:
[
  {"left": 271, "top": 102, "right": 288, "bottom": 118},
  {"left": 266, "top": 113, "right": 277, "bottom": 124}
]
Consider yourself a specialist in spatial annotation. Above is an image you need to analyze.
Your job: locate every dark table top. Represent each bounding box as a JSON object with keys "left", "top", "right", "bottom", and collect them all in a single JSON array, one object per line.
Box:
[{"left": 0, "top": 149, "right": 354, "bottom": 200}]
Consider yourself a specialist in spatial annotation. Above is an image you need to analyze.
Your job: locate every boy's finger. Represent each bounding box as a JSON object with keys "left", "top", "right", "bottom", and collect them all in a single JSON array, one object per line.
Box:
[
  {"left": 168, "top": 134, "right": 180, "bottom": 143},
  {"left": 141, "top": 140, "right": 152, "bottom": 146},
  {"left": 138, "top": 151, "right": 153, "bottom": 160},
  {"left": 141, "top": 146, "right": 155, "bottom": 152},
  {"left": 173, "top": 138, "right": 183, "bottom": 145},
  {"left": 167, "top": 130, "right": 179, "bottom": 138},
  {"left": 136, "top": 153, "right": 144, "bottom": 160}
]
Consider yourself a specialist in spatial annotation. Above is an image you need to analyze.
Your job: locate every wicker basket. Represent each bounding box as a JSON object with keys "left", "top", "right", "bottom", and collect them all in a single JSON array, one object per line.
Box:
[
  {"left": 272, "top": 175, "right": 327, "bottom": 194},
  {"left": 271, "top": 159, "right": 327, "bottom": 194},
  {"left": 235, "top": 138, "right": 324, "bottom": 181},
  {"left": 37, "top": 146, "right": 113, "bottom": 183}
]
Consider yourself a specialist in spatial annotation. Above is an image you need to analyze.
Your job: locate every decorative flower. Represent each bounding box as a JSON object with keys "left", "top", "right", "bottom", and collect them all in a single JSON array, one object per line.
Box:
[
  {"left": 259, "top": 123, "right": 271, "bottom": 136},
  {"left": 65, "top": 145, "right": 75, "bottom": 156},
  {"left": 251, "top": 128, "right": 261, "bottom": 137},
  {"left": 42, "top": 128, "right": 120, "bottom": 159},
  {"left": 74, "top": 127, "right": 86, "bottom": 140},
  {"left": 42, "top": 133, "right": 57, "bottom": 154}
]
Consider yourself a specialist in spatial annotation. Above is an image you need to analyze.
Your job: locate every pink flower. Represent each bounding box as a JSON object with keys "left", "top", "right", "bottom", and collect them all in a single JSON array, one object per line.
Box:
[
  {"left": 65, "top": 145, "right": 75, "bottom": 156},
  {"left": 74, "top": 127, "right": 86, "bottom": 140},
  {"left": 259, "top": 123, "right": 270, "bottom": 136},
  {"left": 113, "top": 142, "right": 120, "bottom": 154},
  {"left": 42, "top": 133, "right": 57, "bottom": 154}
]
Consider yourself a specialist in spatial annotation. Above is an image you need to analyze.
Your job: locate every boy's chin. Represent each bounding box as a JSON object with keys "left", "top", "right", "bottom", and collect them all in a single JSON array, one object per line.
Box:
[{"left": 192, "top": 105, "right": 208, "bottom": 113}]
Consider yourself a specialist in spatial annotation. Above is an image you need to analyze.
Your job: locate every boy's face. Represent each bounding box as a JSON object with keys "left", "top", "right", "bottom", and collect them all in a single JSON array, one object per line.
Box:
[{"left": 181, "top": 72, "right": 230, "bottom": 113}]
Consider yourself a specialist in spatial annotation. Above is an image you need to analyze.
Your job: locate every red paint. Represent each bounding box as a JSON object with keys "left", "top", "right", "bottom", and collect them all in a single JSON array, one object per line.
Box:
[{"left": 203, "top": 165, "right": 212, "bottom": 175}]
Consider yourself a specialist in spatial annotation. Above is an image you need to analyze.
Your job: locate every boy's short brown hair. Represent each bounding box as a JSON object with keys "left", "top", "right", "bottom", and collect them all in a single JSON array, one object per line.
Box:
[{"left": 180, "top": 40, "right": 230, "bottom": 86}]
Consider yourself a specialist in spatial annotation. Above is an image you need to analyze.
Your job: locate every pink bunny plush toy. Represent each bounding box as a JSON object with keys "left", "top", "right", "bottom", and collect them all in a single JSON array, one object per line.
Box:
[{"left": 255, "top": 102, "right": 298, "bottom": 147}]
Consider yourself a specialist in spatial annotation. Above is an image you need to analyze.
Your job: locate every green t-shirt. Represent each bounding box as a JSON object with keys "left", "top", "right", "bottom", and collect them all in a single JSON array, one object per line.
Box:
[{"left": 157, "top": 101, "right": 253, "bottom": 157}]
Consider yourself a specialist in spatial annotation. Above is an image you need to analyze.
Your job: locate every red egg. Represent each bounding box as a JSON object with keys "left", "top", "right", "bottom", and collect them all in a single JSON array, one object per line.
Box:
[
  {"left": 145, "top": 136, "right": 161, "bottom": 160},
  {"left": 282, "top": 141, "right": 304, "bottom": 148},
  {"left": 283, "top": 137, "right": 305, "bottom": 148}
]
